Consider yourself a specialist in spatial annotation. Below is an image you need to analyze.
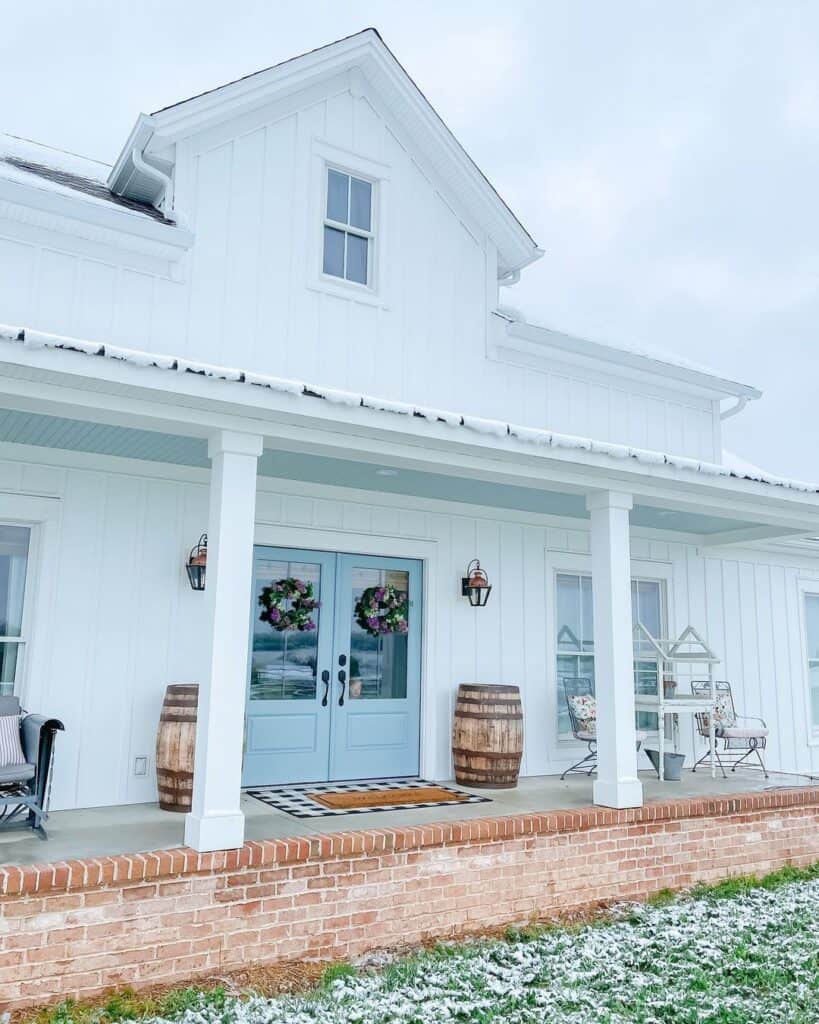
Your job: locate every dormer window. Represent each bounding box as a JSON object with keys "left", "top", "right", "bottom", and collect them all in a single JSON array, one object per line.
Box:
[{"left": 323, "top": 168, "right": 373, "bottom": 286}]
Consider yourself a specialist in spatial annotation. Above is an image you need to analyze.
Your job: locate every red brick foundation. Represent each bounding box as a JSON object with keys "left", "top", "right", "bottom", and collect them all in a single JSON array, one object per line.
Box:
[{"left": 3, "top": 787, "right": 819, "bottom": 1010}]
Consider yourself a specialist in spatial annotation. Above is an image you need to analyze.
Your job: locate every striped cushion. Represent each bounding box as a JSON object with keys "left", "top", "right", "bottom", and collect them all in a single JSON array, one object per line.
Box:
[{"left": 0, "top": 714, "right": 26, "bottom": 768}]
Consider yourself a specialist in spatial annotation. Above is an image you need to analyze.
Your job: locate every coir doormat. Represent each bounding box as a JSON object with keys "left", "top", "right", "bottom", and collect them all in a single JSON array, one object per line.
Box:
[{"left": 246, "top": 778, "right": 491, "bottom": 818}]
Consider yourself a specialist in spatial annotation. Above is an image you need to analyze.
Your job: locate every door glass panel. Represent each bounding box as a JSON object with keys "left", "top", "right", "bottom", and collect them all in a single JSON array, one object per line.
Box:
[
  {"left": 348, "top": 567, "right": 409, "bottom": 700},
  {"left": 249, "top": 557, "right": 322, "bottom": 701}
]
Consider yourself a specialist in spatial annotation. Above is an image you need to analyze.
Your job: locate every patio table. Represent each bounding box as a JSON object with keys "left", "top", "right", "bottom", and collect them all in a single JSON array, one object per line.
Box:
[{"left": 634, "top": 693, "right": 717, "bottom": 780}]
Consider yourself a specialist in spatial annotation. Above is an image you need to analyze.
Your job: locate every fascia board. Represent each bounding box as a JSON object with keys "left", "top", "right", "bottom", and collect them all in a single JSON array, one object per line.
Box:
[
  {"left": 148, "top": 35, "right": 376, "bottom": 139},
  {"left": 107, "top": 115, "right": 154, "bottom": 193},
  {"left": 0, "top": 345, "right": 816, "bottom": 533},
  {"left": 505, "top": 320, "right": 761, "bottom": 400}
]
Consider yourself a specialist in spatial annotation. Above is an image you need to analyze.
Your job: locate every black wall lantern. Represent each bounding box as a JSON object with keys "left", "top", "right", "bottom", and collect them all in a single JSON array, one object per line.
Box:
[
  {"left": 462, "top": 559, "right": 492, "bottom": 607},
  {"left": 186, "top": 534, "right": 208, "bottom": 591}
]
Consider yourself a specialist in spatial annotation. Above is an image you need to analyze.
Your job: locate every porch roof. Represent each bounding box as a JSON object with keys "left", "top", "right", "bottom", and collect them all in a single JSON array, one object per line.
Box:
[{"left": 1, "top": 324, "right": 818, "bottom": 545}]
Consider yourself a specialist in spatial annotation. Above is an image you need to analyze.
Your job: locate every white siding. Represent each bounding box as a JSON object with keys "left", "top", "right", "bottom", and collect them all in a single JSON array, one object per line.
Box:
[
  {"left": 0, "top": 446, "right": 816, "bottom": 810},
  {"left": 0, "top": 77, "right": 720, "bottom": 460}
]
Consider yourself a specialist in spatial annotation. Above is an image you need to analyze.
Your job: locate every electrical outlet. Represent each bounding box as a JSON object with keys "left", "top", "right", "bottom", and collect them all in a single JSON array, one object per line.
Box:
[{"left": 133, "top": 755, "right": 149, "bottom": 777}]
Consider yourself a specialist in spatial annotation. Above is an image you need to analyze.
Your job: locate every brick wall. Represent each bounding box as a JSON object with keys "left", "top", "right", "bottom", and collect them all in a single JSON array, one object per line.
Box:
[{"left": 3, "top": 788, "right": 819, "bottom": 1010}]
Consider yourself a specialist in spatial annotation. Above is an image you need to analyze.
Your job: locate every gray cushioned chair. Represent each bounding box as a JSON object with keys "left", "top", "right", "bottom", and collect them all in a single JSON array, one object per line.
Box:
[
  {"left": 691, "top": 679, "right": 768, "bottom": 778},
  {"left": 0, "top": 695, "right": 64, "bottom": 839}
]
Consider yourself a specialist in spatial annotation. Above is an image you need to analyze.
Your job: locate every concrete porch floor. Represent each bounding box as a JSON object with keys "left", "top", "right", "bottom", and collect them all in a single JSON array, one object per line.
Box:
[{"left": 1, "top": 769, "right": 814, "bottom": 867}]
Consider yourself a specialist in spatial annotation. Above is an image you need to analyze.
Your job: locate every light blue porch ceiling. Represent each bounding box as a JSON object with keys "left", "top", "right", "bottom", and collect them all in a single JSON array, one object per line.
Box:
[{"left": 0, "top": 408, "right": 756, "bottom": 536}]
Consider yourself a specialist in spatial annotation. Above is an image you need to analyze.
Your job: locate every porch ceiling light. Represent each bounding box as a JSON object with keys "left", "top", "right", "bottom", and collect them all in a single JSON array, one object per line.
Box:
[
  {"left": 462, "top": 559, "right": 492, "bottom": 607},
  {"left": 186, "top": 534, "right": 208, "bottom": 591}
]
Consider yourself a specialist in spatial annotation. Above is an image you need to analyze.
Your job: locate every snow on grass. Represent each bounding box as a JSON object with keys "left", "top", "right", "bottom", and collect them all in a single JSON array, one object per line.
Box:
[{"left": 138, "top": 871, "right": 819, "bottom": 1024}]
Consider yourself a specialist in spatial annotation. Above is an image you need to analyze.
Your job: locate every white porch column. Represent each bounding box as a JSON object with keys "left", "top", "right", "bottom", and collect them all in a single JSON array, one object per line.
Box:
[
  {"left": 184, "top": 430, "right": 263, "bottom": 852},
  {"left": 586, "top": 490, "right": 643, "bottom": 809}
]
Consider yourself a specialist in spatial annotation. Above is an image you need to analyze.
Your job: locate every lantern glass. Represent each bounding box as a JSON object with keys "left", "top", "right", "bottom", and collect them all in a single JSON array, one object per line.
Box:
[
  {"left": 461, "top": 559, "right": 491, "bottom": 607},
  {"left": 186, "top": 561, "right": 207, "bottom": 591},
  {"left": 467, "top": 582, "right": 492, "bottom": 607},
  {"left": 186, "top": 534, "right": 208, "bottom": 591}
]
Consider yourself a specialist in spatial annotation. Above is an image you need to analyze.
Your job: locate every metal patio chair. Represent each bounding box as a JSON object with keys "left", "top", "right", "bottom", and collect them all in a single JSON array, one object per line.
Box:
[
  {"left": 691, "top": 679, "right": 768, "bottom": 778},
  {"left": 560, "top": 676, "right": 648, "bottom": 780},
  {"left": 561, "top": 677, "right": 598, "bottom": 779},
  {"left": 0, "top": 695, "right": 64, "bottom": 839}
]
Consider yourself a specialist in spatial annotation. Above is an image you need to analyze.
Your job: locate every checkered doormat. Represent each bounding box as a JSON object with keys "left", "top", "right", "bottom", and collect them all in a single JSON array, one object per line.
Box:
[{"left": 246, "top": 778, "right": 491, "bottom": 818}]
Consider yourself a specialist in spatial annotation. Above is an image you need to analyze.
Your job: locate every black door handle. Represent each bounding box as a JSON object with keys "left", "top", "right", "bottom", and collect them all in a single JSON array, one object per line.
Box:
[
  {"left": 320, "top": 669, "right": 330, "bottom": 707},
  {"left": 339, "top": 653, "right": 347, "bottom": 667},
  {"left": 338, "top": 668, "right": 347, "bottom": 706}
]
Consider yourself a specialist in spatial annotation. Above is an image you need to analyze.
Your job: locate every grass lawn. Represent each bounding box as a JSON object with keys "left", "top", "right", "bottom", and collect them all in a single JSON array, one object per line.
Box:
[{"left": 30, "top": 864, "right": 819, "bottom": 1024}]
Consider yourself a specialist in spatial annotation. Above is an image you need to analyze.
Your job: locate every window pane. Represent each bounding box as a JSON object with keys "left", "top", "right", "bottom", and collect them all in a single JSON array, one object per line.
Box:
[
  {"left": 555, "top": 573, "right": 666, "bottom": 736},
  {"left": 581, "top": 575, "right": 594, "bottom": 650},
  {"left": 633, "top": 579, "right": 662, "bottom": 654},
  {"left": 0, "top": 526, "right": 29, "bottom": 637},
  {"left": 635, "top": 659, "right": 660, "bottom": 731},
  {"left": 346, "top": 233, "right": 368, "bottom": 284},
  {"left": 250, "top": 558, "right": 322, "bottom": 701},
  {"left": 327, "top": 170, "right": 349, "bottom": 223},
  {"left": 806, "top": 595, "right": 819, "bottom": 729},
  {"left": 806, "top": 596, "right": 819, "bottom": 659},
  {"left": 323, "top": 226, "right": 345, "bottom": 278},
  {"left": 349, "top": 176, "right": 372, "bottom": 231},
  {"left": 556, "top": 574, "right": 582, "bottom": 652},
  {"left": 0, "top": 643, "right": 19, "bottom": 696}
]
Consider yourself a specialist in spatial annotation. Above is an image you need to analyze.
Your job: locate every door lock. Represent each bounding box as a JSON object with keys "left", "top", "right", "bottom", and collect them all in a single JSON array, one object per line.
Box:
[
  {"left": 320, "top": 669, "right": 330, "bottom": 707},
  {"left": 337, "top": 668, "right": 347, "bottom": 706}
]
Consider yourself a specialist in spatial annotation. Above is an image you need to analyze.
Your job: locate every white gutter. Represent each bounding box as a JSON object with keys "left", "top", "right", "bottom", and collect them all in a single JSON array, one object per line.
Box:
[
  {"left": 720, "top": 396, "right": 750, "bottom": 420},
  {"left": 130, "top": 147, "right": 187, "bottom": 229}
]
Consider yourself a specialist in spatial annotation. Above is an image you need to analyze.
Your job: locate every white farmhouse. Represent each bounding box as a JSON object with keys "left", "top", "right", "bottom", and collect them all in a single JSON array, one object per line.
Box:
[{"left": 1, "top": 29, "right": 818, "bottom": 853}]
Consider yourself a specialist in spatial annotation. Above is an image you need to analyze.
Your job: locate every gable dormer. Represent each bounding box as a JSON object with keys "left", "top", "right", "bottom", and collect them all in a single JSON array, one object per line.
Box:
[{"left": 108, "top": 29, "right": 541, "bottom": 282}]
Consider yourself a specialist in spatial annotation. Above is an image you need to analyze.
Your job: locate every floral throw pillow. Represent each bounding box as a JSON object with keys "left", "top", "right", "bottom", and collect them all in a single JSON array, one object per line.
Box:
[
  {"left": 712, "top": 693, "right": 736, "bottom": 729},
  {"left": 568, "top": 694, "right": 597, "bottom": 736}
]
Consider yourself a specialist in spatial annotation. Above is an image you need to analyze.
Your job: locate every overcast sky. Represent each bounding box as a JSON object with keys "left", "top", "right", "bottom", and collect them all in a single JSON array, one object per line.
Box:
[{"left": 4, "top": 2, "right": 818, "bottom": 478}]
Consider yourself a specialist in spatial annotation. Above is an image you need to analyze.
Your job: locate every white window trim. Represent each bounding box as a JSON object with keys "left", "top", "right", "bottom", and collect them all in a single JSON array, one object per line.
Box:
[
  {"left": 545, "top": 550, "right": 674, "bottom": 751},
  {"left": 796, "top": 577, "right": 819, "bottom": 746},
  {"left": 307, "top": 138, "right": 391, "bottom": 309}
]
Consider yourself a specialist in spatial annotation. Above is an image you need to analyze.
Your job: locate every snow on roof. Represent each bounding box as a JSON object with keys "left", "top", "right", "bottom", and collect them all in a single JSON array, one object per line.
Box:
[
  {"left": 722, "top": 449, "right": 770, "bottom": 481},
  {"left": 0, "top": 134, "right": 169, "bottom": 222},
  {"left": 497, "top": 307, "right": 760, "bottom": 397},
  {"left": 0, "top": 322, "right": 814, "bottom": 494}
]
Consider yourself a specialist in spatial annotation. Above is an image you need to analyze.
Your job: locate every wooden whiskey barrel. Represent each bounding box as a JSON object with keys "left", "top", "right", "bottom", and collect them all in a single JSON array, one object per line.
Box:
[
  {"left": 452, "top": 683, "right": 523, "bottom": 789},
  {"left": 155, "top": 683, "right": 198, "bottom": 812}
]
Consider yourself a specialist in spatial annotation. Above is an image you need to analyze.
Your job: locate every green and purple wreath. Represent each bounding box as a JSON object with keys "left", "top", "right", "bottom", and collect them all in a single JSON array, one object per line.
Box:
[
  {"left": 259, "top": 578, "right": 319, "bottom": 632},
  {"left": 355, "top": 584, "right": 409, "bottom": 638}
]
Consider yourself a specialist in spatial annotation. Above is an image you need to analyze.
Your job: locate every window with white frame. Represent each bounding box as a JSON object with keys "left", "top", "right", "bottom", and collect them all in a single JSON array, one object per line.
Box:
[
  {"left": 322, "top": 168, "right": 374, "bottom": 286},
  {"left": 555, "top": 572, "right": 666, "bottom": 735},
  {"left": 0, "top": 525, "right": 30, "bottom": 696},
  {"left": 803, "top": 593, "right": 819, "bottom": 730}
]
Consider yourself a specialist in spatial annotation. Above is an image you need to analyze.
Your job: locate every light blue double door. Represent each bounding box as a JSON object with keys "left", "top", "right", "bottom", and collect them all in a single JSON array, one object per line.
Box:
[{"left": 242, "top": 547, "right": 422, "bottom": 786}]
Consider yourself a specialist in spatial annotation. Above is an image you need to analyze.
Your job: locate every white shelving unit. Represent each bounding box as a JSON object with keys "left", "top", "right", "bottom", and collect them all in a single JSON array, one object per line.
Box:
[{"left": 633, "top": 624, "right": 720, "bottom": 780}]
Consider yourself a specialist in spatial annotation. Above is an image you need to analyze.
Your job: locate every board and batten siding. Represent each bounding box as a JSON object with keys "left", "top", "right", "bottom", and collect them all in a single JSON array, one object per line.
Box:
[
  {"left": 1, "top": 73, "right": 717, "bottom": 461},
  {"left": 0, "top": 444, "right": 817, "bottom": 811}
]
